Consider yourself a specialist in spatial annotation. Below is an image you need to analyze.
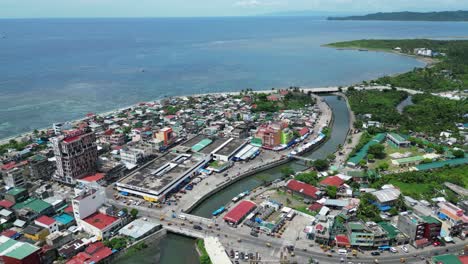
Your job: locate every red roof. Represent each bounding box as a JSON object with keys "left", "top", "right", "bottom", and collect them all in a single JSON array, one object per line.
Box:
[
  {"left": 308, "top": 202, "right": 323, "bottom": 212},
  {"left": 35, "top": 216, "right": 56, "bottom": 226},
  {"left": 1, "top": 162, "right": 16, "bottom": 171},
  {"left": 299, "top": 127, "right": 309, "bottom": 136},
  {"left": 459, "top": 256, "right": 468, "bottom": 264},
  {"left": 85, "top": 242, "right": 105, "bottom": 255},
  {"left": 319, "top": 176, "right": 344, "bottom": 187},
  {"left": 64, "top": 205, "right": 74, "bottom": 213},
  {"left": 90, "top": 247, "right": 112, "bottom": 262},
  {"left": 315, "top": 224, "right": 324, "bottom": 231},
  {"left": 1, "top": 229, "right": 18, "bottom": 238},
  {"left": 83, "top": 213, "right": 118, "bottom": 230},
  {"left": 286, "top": 179, "right": 320, "bottom": 199},
  {"left": 0, "top": 199, "right": 15, "bottom": 209},
  {"left": 335, "top": 235, "right": 350, "bottom": 246},
  {"left": 63, "top": 135, "right": 81, "bottom": 143},
  {"left": 79, "top": 173, "right": 105, "bottom": 183},
  {"left": 223, "top": 200, "right": 256, "bottom": 224}
]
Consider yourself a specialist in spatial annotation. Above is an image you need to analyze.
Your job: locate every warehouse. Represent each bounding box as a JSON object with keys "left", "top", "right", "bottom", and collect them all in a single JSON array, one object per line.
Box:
[
  {"left": 117, "top": 153, "right": 210, "bottom": 202},
  {"left": 212, "top": 138, "right": 248, "bottom": 162},
  {"left": 223, "top": 200, "right": 257, "bottom": 225}
]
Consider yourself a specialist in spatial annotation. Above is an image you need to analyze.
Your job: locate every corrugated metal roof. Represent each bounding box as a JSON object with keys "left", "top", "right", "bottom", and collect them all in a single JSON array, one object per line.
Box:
[
  {"left": 191, "top": 139, "right": 213, "bottom": 152},
  {"left": 416, "top": 158, "right": 468, "bottom": 171}
]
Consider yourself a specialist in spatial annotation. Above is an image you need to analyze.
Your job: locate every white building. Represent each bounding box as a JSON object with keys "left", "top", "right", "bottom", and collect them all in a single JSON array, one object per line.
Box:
[
  {"left": 72, "top": 184, "right": 106, "bottom": 220},
  {"left": 35, "top": 216, "right": 59, "bottom": 233}
]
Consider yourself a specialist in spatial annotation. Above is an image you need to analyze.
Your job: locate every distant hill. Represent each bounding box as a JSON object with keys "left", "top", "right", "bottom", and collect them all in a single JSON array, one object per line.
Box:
[
  {"left": 328, "top": 10, "right": 468, "bottom": 21},
  {"left": 262, "top": 10, "right": 360, "bottom": 17}
]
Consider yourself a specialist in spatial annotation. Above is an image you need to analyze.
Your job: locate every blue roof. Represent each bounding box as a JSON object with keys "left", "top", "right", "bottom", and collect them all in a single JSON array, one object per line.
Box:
[
  {"left": 438, "top": 212, "right": 448, "bottom": 220},
  {"left": 54, "top": 214, "right": 74, "bottom": 225}
]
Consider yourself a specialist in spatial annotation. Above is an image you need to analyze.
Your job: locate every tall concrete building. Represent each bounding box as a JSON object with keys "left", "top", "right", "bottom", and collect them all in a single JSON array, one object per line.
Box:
[{"left": 51, "top": 130, "right": 98, "bottom": 184}]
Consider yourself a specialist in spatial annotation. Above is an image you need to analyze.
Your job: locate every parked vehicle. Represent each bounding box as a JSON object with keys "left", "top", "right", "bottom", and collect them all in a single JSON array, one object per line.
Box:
[
  {"left": 400, "top": 245, "right": 409, "bottom": 253},
  {"left": 390, "top": 247, "right": 398, "bottom": 253},
  {"left": 193, "top": 225, "right": 202, "bottom": 230},
  {"left": 371, "top": 252, "right": 380, "bottom": 256}
]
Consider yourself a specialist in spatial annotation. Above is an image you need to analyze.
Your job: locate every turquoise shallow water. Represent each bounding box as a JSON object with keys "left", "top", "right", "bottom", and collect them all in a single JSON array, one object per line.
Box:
[{"left": 2, "top": 17, "right": 467, "bottom": 138}]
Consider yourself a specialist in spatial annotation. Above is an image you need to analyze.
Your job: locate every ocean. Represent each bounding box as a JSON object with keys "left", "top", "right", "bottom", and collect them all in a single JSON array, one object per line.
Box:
[{"left": 0, "top": 17, "right": 467, "bottom": 139}]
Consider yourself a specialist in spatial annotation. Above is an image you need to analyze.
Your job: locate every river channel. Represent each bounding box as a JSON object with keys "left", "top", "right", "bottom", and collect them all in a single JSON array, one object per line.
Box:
[{"left": 126, "top": 94, "right": 350, "bottom": 264}]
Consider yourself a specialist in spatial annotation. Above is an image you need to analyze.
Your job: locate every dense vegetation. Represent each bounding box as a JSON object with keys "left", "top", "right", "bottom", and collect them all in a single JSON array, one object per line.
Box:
[
  {"left": 328, "top": 10, "right": 468, "bottom": 21},
  {"left": 294, "top": 171, "right": 318, "bottom": 185},
  {"left": 0, "top": 139, "right": 30, "bottom": 155},
  {"left": 347, "top": 90, "right": 468, "bottom": 136},
  {"left": 371, "top": 165, "right": 468, "bottom": 203},
  {"left": 328, "top": 39, "right": 468, "bottom": 92},
  {"left": 251, "top": 89, "right": 315, "bottom": 112},
  {"left": 347, "top": 89, "right": 407, "bottom": 124},
  {"left": 401, "top": 94, "right": 468, "bottom": 135}
]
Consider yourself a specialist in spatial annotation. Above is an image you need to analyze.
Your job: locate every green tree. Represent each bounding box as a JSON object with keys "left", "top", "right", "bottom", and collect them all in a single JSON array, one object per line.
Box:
[
  {"left": 313, "top": 159, "right": 329, "bottom": 171},
  {"left": 295, "top": 171, "right": 318, "bottom": 185},
  {"left": 130, "top": 208, "right": 139, "bottom": 218},
  {"left": 326, "top": 186, "right": 338, "bottom": 199},
  {"left": 452, "top": 149, "right": 465, "bottom": 158},
  {"left": 368, "top": 144, "right": 386, "bottom": 159}
]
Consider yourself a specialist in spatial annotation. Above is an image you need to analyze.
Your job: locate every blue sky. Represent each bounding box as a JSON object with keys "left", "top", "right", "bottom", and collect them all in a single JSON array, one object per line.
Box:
[{"left": 1, "top": 0, "right": 467, "bottom": 18}]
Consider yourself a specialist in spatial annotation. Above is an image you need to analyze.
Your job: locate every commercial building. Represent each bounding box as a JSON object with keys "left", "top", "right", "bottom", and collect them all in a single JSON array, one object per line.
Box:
[
  {"left": 156, "top": 127, "right": 174, "bottom": 146},
  {"left": 118, "top": 218, "right": 161, "bottom": 240},
  {"left": 212, "top": 138, "right": 247, "bottom": 162},
  {"left": 51, "top": 129, "right": 98, "bottom": 184},
  {"left": 223, "top": 200, "right": 257, "bottom": 224},
  {"left": 117, "top": 153, "right": 210, "bottom": 202},
  {"left": 72, "top": 184, "right": 106, "bottom": 220},
  {"left": 437, "top": 202, "right": 468, "bottom": 237},
  {"left": 2, "top": 167, "right": 26, "bottom": 188},
  {"left": 255, "top": 124, "right": 281, "bottom": 147},
  {"left": 347, "top": 222, "right": 374, "bottom": 247},
  {"left": 280, "top": 128, "right": 294, "bottom": 144},
  {"left": 4, "top": 187, "right": 28, "bottom": 203},
  {"left": 286, "top": 179, "right": 321, "bottom": 200},
  {"left": 397, "top": 211, "right": 441, "bottom": 247},
  {"left": 119, "top": 143, "right": 155, "bottom": 166},
  {"left": 0, "top": 235, "right": 42, "bottom": 264},
  {"left": 28, "top": 154, "right": 56, "bottom": 180}
]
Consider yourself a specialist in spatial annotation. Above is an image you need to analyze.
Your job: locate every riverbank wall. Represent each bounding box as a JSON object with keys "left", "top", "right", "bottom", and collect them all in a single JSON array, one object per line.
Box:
[{"left": 103, "top": 228, "right": 167, "bottom": 264}]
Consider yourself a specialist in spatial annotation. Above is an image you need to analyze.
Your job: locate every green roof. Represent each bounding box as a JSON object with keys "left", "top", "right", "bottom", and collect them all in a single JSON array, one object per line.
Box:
[
  {"left": 12, "top": 198, "right": 52, "bottom": 213},
  {"left": 421, "top": 215, "right": 441, "bottom": 225},
  {"left": 348, "top": 222, "right": 365, "bottom": 231},
  {"left": 378, "top": 222, "right": 400, "bottom": 240},
  {"left": 388, "top": 133, "right": 407, "bottom": 143},
  {"left": 348, "top": 133, "right": 386, "bottom": 165},
  {"left": 191, "top": 139, "right": 212, "bottom": 152},
  {"left": 394, "top": 155, "right": 424, "bottom": 164},
  {"left": 431, "top": 254, "right": 462, "bottom": 264},
  {"left": 0, "top": 237, "right": 40, "bottom": 260},
  {"left": 416, "top": 158, "right": 468, "bottom": 171},
  {"left": 6, "top": 187, "right": 27, "bottom": 196}
]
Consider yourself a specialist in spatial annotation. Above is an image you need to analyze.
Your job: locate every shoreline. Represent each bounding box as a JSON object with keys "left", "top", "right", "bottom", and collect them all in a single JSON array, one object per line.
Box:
[
  {"left": 322, "top": 44, "right": 439, "bottom": 67},
  {"left": 0, "top": 87, "right": 337, "bottom": 145}
]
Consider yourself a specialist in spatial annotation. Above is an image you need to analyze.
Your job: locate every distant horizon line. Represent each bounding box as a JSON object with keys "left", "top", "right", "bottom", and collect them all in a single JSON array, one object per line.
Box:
[{"left": 0, "top": 9, "right": 466, "bottom": 20}]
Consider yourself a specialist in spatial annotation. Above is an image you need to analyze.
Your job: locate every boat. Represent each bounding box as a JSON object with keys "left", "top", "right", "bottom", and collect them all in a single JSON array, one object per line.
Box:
[
  {"left": 212, "top": 206, "right": 225, "bottom": 216},
  {"left": 232, "top": 191, "right": 249, "bottom": 203}
]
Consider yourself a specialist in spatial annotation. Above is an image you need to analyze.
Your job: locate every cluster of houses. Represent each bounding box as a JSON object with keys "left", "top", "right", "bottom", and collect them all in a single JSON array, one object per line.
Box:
[{"left": 283, "top": 174, "right": 468, "bottom": 249}]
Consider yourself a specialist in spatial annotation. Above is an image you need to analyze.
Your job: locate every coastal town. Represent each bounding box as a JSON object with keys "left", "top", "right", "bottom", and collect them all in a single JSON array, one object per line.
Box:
[{"left": 0, "top": 83, "right": 466, "bottom": 264}]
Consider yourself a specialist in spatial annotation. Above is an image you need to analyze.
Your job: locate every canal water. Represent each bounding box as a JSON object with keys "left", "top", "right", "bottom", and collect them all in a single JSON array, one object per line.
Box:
[{"left": 133, "top": 95, "right": 350, "bottom": 264}]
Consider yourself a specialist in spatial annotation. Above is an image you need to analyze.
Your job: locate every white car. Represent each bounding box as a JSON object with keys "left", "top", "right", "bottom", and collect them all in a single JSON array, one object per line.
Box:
[
  {"left": 400, "top": 245, "right": 409, "bottom": 253},
  {"left": 234, "top": 251, "right": 239, "bottom": 260},
  {"left": 390, "top": 247, "right": 398, "bottom": 253}
]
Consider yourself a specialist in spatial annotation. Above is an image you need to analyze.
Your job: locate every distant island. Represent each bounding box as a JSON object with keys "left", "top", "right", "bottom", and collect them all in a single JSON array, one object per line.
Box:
[{"left": 328, "top": 10, "right": 468, "bottom": 21}]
